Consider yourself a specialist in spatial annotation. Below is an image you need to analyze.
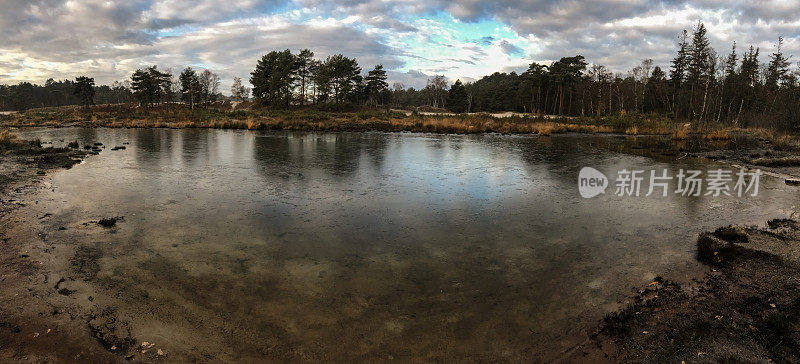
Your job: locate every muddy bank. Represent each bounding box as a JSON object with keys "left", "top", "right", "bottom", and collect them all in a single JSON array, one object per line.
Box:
[
  {"left": 563, "top": 219, "right": 800, "bottom": 362},
  {"left": 597, "top": 133, "right": 800, "bottom": 182},
  {"left": 0, "top": 143, "right": 122, "bottom": 362}
]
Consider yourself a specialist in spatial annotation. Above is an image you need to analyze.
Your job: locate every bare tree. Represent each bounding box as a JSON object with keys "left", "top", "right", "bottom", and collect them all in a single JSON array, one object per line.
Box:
[
  {"left": 198, "top": 69, "right": 220, "bottom": 105},
  {"left": 630, "top": 59, "right": 653, "bottom": 112},
  {"left": 231, "top": 76, "right": 249, "bottom": 102},
  {"left": 427, "top": 75, "right": 448, "bottom": 108}
]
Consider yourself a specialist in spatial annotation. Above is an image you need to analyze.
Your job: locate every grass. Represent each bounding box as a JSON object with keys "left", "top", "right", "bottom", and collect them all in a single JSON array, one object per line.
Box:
[
  {"left": 0, "top": 128, "right": 18, "bottom": 147},
  {"left": 0, "top": 104, "right": 786, "bottom": 142},
  {"left": 702, "top": 129, "right": 732, "bottom": 140}
]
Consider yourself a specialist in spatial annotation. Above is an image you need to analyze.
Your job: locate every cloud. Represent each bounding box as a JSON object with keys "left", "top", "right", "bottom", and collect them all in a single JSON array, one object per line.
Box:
[
  {"left": 0, "top": 0, "right": 798, "bottom": 93},
  {"left": 498, "top": 40, "right": 524, "bottom": 56},
  {"left": 387, "top": 69, "right": 433, "bottom": 89}
]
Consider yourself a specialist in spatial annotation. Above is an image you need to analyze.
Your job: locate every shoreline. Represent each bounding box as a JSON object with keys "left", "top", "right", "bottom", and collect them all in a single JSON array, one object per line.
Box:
[
  {"left": 0, "top": 144, "right": 119, "bottom": 362},
  {"left": 0, "top": 104, "right": 751, "bottom": 138},
  {"left": 564, "top": 220, "right": 800, "bottom": 362}
]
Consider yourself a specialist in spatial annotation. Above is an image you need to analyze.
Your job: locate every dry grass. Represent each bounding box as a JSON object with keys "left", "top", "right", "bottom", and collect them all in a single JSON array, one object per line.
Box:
[
  {"left": 0, "top": 128, "right": 21, "bottom": 149},
  {"left": 772, "top": 135, "right": 796, "bottom": 150},
  {"left": 672, "top": 127, "right": 688, "bottom": 140},
  {"left": 0, "top": 104, "right": 767, "bottom": 141},
  {"left": 535, "top": 123, "right": 554, "bottom": 136},
  {"left": 703, "top": 129, "right": 731, "bottom": 140}
]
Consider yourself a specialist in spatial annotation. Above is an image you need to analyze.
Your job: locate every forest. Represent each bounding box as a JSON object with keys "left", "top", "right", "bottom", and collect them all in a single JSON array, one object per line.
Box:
[{"left": 1, "top": 22, "right": 798, "bottom": 130}]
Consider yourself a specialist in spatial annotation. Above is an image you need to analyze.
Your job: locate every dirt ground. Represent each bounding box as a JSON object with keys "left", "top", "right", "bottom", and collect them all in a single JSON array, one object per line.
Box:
[
  {"left": 560, "top": 220, "right": 800, "bottom": 363},
  {"left": 0, "top": 146, "right": 134, "bottom": 362}
]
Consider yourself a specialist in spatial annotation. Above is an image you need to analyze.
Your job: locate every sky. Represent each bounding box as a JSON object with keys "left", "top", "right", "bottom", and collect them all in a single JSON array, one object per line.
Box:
[{"left": 1, "top": 0, "right": 799, "bottom": 92}]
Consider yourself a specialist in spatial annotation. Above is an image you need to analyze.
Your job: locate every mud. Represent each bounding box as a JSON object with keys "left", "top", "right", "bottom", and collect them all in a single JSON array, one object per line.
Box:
[
  {"left": 0, "top": 146, "right": 126, "bottom": 362},
  {"left": 563, "top": 219, "right": 800, "bottom": 362}
]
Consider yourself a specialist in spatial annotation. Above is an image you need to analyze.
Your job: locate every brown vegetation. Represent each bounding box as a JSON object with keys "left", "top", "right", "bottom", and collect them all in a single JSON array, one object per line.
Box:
[{"left": 0, "top": 104, "right": 696, "bottom": 137}]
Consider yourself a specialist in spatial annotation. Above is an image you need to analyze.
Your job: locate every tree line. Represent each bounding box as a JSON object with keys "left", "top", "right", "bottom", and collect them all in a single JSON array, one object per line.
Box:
[
  {"left": 249, "top": 49, "right": 389, "bottom": 107},
  {"left": 2, "top": 22, "right": 800, "bottom": 129}
]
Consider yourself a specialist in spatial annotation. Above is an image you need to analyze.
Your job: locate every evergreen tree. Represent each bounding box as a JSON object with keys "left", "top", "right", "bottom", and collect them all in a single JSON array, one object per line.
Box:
[
  {"left": 724, "top": 42, "right": 738, "bottom": 80},
  {"left": 447, "top": 79, "right": 468, "bottom": 113},
  {"left": 73, "top": 76, "right": 95, "bottom": 108},
  {"left": 740, "top": 46, "right": 760, "bottom": 88},
  {"left": 365, "top": 64, "right": 388, "bottom": 106},
  {"left": 670, "top": 30, "right": 689, "bottom": 87},
  {"left": 130, "top": 66, "right": 171, "bottom": 107},
  {"left": 250, "top": 49, "right": 298, "bottom": 107},
  {"left": 766, "top": 37, "right": 791, "bottom": 90},
  {"left": 296, "top": 49, "right": 315, "bottom": 105},
  {"left": 521, "top": 62, "right": 548, "bottom": 113},
  {"left": 130, "top": 68, "right": 155, "bottom": 107},
  {"left": 317, "top": 54, "right": 361, "bottom": 103},
  {"left": 179, "top": 67, "right": 200, "bottom": 109},
  {"left": 687, "top": 22, "right": 712, "bottom": 85}
]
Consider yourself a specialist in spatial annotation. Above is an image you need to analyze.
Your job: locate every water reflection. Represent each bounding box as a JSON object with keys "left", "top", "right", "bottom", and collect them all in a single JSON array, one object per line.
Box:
[{"left": 16, "top": 127, "right": 800, "bottom": 361}]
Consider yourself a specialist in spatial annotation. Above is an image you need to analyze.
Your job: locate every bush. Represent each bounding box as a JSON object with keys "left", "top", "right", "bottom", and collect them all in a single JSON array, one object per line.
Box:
[{"left": 0, "top": 129, "right": 18, "bottom": 148}]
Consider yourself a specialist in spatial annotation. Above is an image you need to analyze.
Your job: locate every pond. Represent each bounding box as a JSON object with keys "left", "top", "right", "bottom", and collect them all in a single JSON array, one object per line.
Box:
[{"left": 14, "top": 127, "right": 800, "bottom": 361}]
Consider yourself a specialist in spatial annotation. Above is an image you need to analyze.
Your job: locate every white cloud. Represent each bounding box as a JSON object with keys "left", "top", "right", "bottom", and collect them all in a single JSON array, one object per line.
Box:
[{"left": 1, "top": 0, "right": 799, "bottom": 92}]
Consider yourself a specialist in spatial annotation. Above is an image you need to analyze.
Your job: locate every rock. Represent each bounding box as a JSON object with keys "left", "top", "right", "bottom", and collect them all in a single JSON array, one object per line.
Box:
[
  {"left": 57, "top": 287, "right": 76, "bottom": 296},
  {"left": 98, "top": 216, "right": 122, "bottom": 227},
  {"left": 712, "top": 225, "right": 750, "bottom": 244},
  {"left": 768, "top": 219, "right": 798, "bottom": 230},
  {"left": 697, "top": 233, "right": 733, "bottom": 264}
]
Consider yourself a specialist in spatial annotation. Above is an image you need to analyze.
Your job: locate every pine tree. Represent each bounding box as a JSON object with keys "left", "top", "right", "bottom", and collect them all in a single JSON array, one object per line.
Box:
[
  {"left": 130, "top": 68, "right": 155, "bottom": 107},
  {"left": 724, "top": 42, "right": 738, "bottom": 80},
  {"left": 130, "top": 66, "right": 170, "bottom": 107},
  {"left": 250, "top": 49, "right": 298, "bottom": 107},
  {"left": 766, "top": 37, "right": 791, "bottom": 90},
  {"left": 179, "top": 67, "right": 200, "bottom": 109},
  {"left": 447, "top": 79, "right": 468, "bottom": 113},
  {"left": 670, "top": 30, "right": 689, "bottom": 87},
  {"left": 73, "top": 76, "right": 95, "bottom": 108},
  {"left": 687, "top": 22, "right": 712, "bottom": 85},
  {"left": 365, "top": 64, "right": 388, "bottom": 106},
  {"left": 740, "top": 46, "right": 760, "bottom": 88},
  {"left": 296, "top": 49, "right": 315, "bottom": 105}
]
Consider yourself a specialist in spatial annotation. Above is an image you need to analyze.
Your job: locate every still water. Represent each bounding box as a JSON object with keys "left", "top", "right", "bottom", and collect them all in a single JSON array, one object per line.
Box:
[{"left": 15, "top": 128, "right": 800, "bottom": 360}]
